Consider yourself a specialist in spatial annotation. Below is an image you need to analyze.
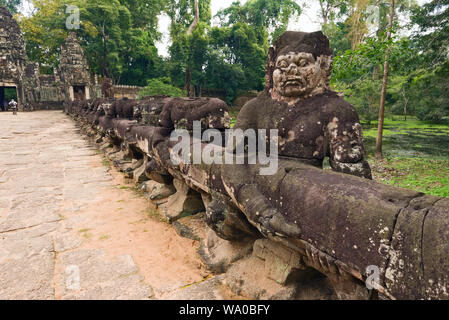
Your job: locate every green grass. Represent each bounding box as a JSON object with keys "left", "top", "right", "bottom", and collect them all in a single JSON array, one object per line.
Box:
[
  {"left": 145, "top": 208, "right": 165, "bottom": 222},
  {"left": 363, "top": 118, "right": 449, "bottom": 138},
  {"left": 363, "top": 117, "right": 449, "bottom": 198},
  {"left": 370, "top": 157, "right": 449, "bottom": 198},
  {"left": 362, "top": 117, "right": 449, "bottom": 159},
  {"left": 79, "top": 228, "right": 93, "bottom": 239},
  {"left": 229, "top": 109, "right": 239, "bottom": 128},
  {"left": 119, "top": 185, "right": 143, "bottom": 196}
]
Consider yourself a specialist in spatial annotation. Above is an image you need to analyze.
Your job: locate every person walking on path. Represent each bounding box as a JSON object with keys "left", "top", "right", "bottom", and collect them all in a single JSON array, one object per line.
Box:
[{"left": 8, "top": 99, "right": 18, "bottom": 115}]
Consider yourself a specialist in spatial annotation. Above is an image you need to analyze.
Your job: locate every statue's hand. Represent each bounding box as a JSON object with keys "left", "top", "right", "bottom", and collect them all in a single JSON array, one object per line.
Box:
[
  {"left": 329, "top": 159, "right": 373, "bottom": 180},
  {"left": 238, "top": 184, "right": 302, "bottom": 238}
]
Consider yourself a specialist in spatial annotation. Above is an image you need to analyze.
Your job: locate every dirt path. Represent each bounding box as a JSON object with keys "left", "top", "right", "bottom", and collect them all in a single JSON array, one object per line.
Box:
[{"left": 0, "top": 110, "right": 227, "bottom": 300}]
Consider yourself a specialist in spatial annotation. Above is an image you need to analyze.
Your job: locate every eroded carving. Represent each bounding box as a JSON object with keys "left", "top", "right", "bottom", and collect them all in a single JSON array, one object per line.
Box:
[{"left": 65, "top": 31, "right": 449, "bottom": 301}]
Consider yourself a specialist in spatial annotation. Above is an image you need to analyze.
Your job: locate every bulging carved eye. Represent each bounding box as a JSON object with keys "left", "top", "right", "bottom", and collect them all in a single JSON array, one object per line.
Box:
[
  {"left": 278, "top": 60, "right": 288, "bottom": 68},
  {"left": 299, "top": 59, "right": 308, "bottom": 67}
]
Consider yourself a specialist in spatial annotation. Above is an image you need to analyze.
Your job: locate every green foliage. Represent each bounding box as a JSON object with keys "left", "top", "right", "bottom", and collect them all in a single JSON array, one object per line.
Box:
[
  {"left": 117, "top": 28, "right": 164, "bottom": 86},
  {"left": 332, "top": 36, "right": 389, "bottom": 82},
  {"left": 335, "top": 79, "right": 382, "bottom": 123},
  {"left": 372, "top": 157, "right": 449, "bottom": 198},
  {"left": 411, "top": 0, "right": 449, "bottom": 67},
  {"left": 205, "top": 48, "right": 245, "bottom": 104},
  {"left": 4, "top": 88, "right": 17, "bottom": 101},
  {"left": 0, "top": 0, "right": 21, "bottom": 13},
  {"left": 165, "top": 1, "right": 212, "bottom": 95},
  {"left": 18, "top": 0, "right": 165, "bottom": 83},
  {"left": 407, "top": 66, "right": 449, "bottom": 122},
  {"left": 363, "top": 118, "right": 449, "bottom": 198},
  {"left": 322, "top": 22, "right": 351, "bottom": 56},
  {"left": 165, "top": 0, "right": 211, "bottom": 35},
  {"left": 165, "top": 0, "right": 290, "bottom": 102},
  {"left": 78, "top": 0, "right": 132, "bottom": 78},
  {"left": 216, "top": 0, "right": 301, "bottom": 41},
  {"left": 331, "top": 33, "right": 421, "bottom": 122},
  {"left": 17, "top": 0, "right": 68, "bottom": 73},
  {"left": 207, "top": 22, "right": 266, "bottom": 103},
  {"left": 186, "top": 22, "right": 209, "bottom": 92},
  {"left": 138, "top": 77, "right": 185, "bottom": 98}
]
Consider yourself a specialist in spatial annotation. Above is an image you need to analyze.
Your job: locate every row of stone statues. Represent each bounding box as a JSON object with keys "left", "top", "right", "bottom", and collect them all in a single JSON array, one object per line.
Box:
[{"left": 65, "top": 31, "right": 449, "bottom": 300}]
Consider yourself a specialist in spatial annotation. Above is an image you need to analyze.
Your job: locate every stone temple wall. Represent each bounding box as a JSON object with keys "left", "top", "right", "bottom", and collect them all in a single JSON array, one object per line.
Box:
[
  {"left": 0, "top": 7, "right": 97, "bottom": 110},
  {"left": 0, "top": 6, "right": 26, "bottom": 106},
  {"left": 22, "top": 61, "right": 65, "bottom": 109},
  {"left": 58, "top": 32, "right": 94, "bottom": 102},
  {"left": 113, "top": 85, "right": 142, "bottom": 99}
]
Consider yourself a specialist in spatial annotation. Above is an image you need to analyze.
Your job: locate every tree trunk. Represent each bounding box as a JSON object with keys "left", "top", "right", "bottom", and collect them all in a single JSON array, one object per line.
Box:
[
  {"left": 402, "top": 88, "right": 408, "bottom": 121},
  {"left": 375, "top": 0, "right": 395, "bottom": 160},
  {"left": 319, "top": 1, "right": 329, "bottom": 26},
  {"left": 185, "top": 0, "right": 200, "bottom": 98},
  {"left": 187, "top": 0, "right": 200, "bottom": 35},
  {"left": 373, "top": 65, "right": 379, "bottom": 80}
]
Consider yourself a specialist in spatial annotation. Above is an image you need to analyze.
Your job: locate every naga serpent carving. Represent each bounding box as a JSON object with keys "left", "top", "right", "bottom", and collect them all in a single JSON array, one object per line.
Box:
[{"left": 65, "top": 31, "right": 449, "bottom": 300}]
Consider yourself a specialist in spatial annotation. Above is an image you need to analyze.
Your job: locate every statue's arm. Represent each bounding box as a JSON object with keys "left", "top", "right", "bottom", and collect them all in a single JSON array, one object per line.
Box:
[
  {"left": 328, "top": 120, "right": 373, "bottom": 180},
  {"left": 230, "top": 100, "right": 258, "bottom": 154},
  {"left": 234, "top": 99, "right": 258, "bottom": 131}
]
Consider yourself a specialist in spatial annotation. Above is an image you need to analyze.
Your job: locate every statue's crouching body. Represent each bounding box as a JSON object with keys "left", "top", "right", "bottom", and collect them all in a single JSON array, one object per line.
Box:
[{"left": 218, "top": 31, "right": 372, "bottom": 239}]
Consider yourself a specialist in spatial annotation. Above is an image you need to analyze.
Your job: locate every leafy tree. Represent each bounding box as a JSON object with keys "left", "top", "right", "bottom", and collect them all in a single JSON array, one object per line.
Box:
[
  {"left": 407, "top": 65, "right": 449, "bottom": 122},
  {"left": 17, "top": 0, "right": 68, "bottom": 74},
  {"left": 73, "top": 0, "right": 132, "bottom": 80},
  {"left": 317, "top": 0, "right": 351, "bottom": 25},
  {"left": 205, "top": 0, "right": 301, "bottom": 102},
  {"left": 18, "top": 0, "right": 164, "bottom": 84},
  {"left": 212, "top": 23, "right": 266, "bottom": 90},
  {"left": 216, "top": 0, "right": 301, "bottom": 41},
  {"left": 118, "top": 29, "right": 165, "bottom": 86},
  {"left": 332, "top": 36, "right": 390, "bottom": 82},
  {"left": 121, "top": 0, "right": 165, "bottom": 31},
  {"left": 165, "top": 0, "right": 212, "bottom": 96},
  {"left": 138, "top": 77, "right": 185, "bottom": 97},
  {"left": 185, "top": 21, "right": 209, "bottom": 96},
  {"left": 388, "top": 75, "right": 412, "bottom": 120},
  {"left": 322, "top": 21, "right": 352, "bottom": 56},
  {"left": 0, "top": 0, "right": 21, "bottom": 14},
  {"left": 166, "top": 0, "right": 211, "bottom": 34},
  {"left": 204, "top": 50, "right": 245, "bottom": 104},
  {"left": 343, "top": 78, "right": 382, "bottom": 123},
  {"left": 411, "top": 0, "right": 449, "bottom": 67},
  {"left": 118, "top": 0, "right": 166, "bottom": 85},
  {"left": 206, "top": 22, "right": 266, "bottom": 103}
]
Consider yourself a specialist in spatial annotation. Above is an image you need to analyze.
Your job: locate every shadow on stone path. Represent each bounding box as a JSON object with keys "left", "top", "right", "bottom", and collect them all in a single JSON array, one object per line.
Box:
[{"left": 0, "top": 111, "right": 230, "bottom": 300}]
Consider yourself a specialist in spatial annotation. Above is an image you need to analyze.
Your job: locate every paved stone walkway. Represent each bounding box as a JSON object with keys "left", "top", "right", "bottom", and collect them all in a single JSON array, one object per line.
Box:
[{"left": 0, "top": 111, "right": 224, "bottom": 300}]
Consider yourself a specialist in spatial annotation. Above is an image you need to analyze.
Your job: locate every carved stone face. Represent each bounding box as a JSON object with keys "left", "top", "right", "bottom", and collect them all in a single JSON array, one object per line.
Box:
[
  {"left": 271, "top": 51, "right": 332, "bottom": 103},
  {"left": 273, "top": 52, "right": 317, "bottom": 97}
]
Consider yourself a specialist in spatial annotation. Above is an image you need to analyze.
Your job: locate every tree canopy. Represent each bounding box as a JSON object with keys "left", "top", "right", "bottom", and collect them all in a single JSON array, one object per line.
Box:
[
  {"left": 0, "top": 0, "right": 21, "bottom": 14},
  {"left": 18, "top": 0, "right": 164, "bottom": 84},
  {"left": 11, "top": 0, "right": 449, "bottom": 121}
]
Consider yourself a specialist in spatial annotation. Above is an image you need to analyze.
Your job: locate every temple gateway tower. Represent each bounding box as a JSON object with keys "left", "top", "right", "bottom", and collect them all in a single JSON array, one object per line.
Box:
[
  {"left": 1, "top": 6, "right": 99, "bottom": 110},
  {"left": 58, "top": 32, "right": 93, "bottom": 102},
  {"left": 0, "top": 6, "right": 27, "bottom": 109}
]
